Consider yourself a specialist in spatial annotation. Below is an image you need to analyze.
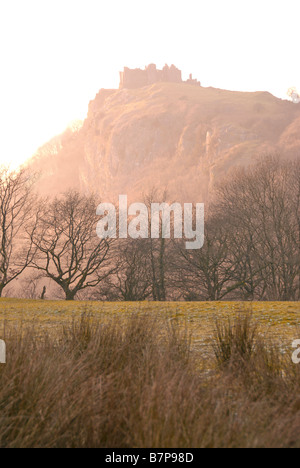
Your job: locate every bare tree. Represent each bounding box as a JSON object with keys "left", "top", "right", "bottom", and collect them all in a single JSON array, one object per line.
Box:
[
  {"left": 175, "top": 217, "right": 240, "bottom": 301},
  {"left": 214, "top": 155, "right": 300, "bottom": 300},
  {"left": 143, "top": 189, "right": 175, "bottom": 301},
  {"left": 0, "top": 168, "right": 38, "bottom": 297},
  {"left": 173, "top": 156, "right": 299, "bottom": 302},
  {"left": 31, "top": 191, "right": 115, "bottom": 300},
  {"left": 113, "top": 239, "right": 152, "bottom": 301}
]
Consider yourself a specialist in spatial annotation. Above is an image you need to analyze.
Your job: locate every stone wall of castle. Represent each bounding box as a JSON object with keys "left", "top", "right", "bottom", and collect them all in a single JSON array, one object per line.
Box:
[{"left": 119, "top": 64, "right": 200, "bottom": 89}]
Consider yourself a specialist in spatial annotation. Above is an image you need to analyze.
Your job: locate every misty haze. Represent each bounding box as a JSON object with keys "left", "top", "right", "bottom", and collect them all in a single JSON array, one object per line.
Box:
[{"left": 0, "top": 0, "right": 299, "bottom": 451}]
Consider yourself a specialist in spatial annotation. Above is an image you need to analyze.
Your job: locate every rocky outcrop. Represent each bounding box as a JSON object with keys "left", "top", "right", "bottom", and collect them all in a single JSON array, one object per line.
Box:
[{"left": 28, "top": 83, "right": 300, "bottom": 202}]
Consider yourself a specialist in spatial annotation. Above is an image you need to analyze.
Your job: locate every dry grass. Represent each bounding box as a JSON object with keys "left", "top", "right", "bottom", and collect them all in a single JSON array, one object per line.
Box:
[
  {"left": 0, "top": 311, "right": 299, "bottom": 448},
  {"left": 213, "top": 313, "right": 258, "bottom": 367}
]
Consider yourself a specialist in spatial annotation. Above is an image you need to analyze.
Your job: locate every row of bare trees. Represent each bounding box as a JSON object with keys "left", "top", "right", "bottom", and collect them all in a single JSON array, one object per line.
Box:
[
  {"left": 0, "top": 156, "right": 299, "bottom": 301},
  {"left": 171, "top": 156, "right": 299, "bottom": 301}
]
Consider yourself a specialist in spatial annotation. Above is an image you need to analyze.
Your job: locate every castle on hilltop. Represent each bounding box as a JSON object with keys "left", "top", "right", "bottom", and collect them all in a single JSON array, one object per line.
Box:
[{"left": 119, "top": 64, "right": 201, "bottom": 89}]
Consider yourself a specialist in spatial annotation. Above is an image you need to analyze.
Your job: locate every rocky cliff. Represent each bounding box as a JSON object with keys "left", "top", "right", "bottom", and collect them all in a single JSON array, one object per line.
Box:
[{"left": 28, "top": 82, "right": 300, "bottom": 202}]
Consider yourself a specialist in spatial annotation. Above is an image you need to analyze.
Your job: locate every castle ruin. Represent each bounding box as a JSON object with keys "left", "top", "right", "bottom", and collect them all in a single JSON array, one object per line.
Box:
[{"left": 119, "top": 64, "right": 201, "bottom": 89}]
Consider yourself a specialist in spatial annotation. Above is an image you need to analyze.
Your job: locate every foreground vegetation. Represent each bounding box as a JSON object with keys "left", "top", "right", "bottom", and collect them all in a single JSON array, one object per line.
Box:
[{"left": 0, "top": 308, "right": 299, "bottom": 448}]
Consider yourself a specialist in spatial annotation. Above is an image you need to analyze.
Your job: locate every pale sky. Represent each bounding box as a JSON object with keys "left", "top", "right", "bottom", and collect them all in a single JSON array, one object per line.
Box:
[{"left": 0, "top": 0, "right": 299, "bottom": 168}]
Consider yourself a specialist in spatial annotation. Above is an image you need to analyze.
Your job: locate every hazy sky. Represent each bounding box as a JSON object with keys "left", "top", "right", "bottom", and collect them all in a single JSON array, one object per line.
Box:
[{"left": 0, "top": 0, "right": 299, "bottom": 168}]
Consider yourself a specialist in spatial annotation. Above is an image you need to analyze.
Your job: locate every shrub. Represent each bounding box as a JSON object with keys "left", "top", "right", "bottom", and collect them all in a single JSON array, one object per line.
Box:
[{"left": 212, "top": 313, "right": 258, "bottom": 368}]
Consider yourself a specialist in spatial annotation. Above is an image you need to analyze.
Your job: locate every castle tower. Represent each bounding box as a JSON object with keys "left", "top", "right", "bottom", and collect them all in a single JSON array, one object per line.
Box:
[
  {"left": 119, "top": 64, "right": 199, "bottom": 89},
  {"left": 146, "top": 64, "right": 158, "bottom": 84}
]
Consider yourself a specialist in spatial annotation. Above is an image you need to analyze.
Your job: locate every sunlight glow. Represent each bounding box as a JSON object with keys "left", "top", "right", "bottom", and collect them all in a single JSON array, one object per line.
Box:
[{"left": 0, "top": 0, "right": 299, "bottom": 168}]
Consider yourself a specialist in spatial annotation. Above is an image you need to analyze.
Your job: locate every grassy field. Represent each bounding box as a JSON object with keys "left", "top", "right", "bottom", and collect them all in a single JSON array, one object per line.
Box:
[
  {"left": 0, "top": 299, "right": 299, "bottom": 359},
  {"left": 0, "top": 299, "right": 299, "bottom": 448}
]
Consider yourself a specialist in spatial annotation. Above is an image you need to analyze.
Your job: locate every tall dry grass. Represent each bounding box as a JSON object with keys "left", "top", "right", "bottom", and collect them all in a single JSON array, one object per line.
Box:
[{"left": 0, "top": 311, "right": 299, "bottom": 448}]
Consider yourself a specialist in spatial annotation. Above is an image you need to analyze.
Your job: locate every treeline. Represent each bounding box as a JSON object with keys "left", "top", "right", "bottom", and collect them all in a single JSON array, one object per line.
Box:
[{"left": 0, "top": 156, "right": 299, "bottom": 301}]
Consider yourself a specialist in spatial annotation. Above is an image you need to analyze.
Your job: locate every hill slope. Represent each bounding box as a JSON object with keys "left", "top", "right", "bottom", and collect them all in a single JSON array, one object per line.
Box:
[{"left": 28, "top": 83, "right": 300, "bottom": 201}]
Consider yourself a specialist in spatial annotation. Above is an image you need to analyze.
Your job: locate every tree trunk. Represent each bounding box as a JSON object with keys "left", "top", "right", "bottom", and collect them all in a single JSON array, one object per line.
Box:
[{"left": 65, "top": 290, "right": 76, "bottom": 301}]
